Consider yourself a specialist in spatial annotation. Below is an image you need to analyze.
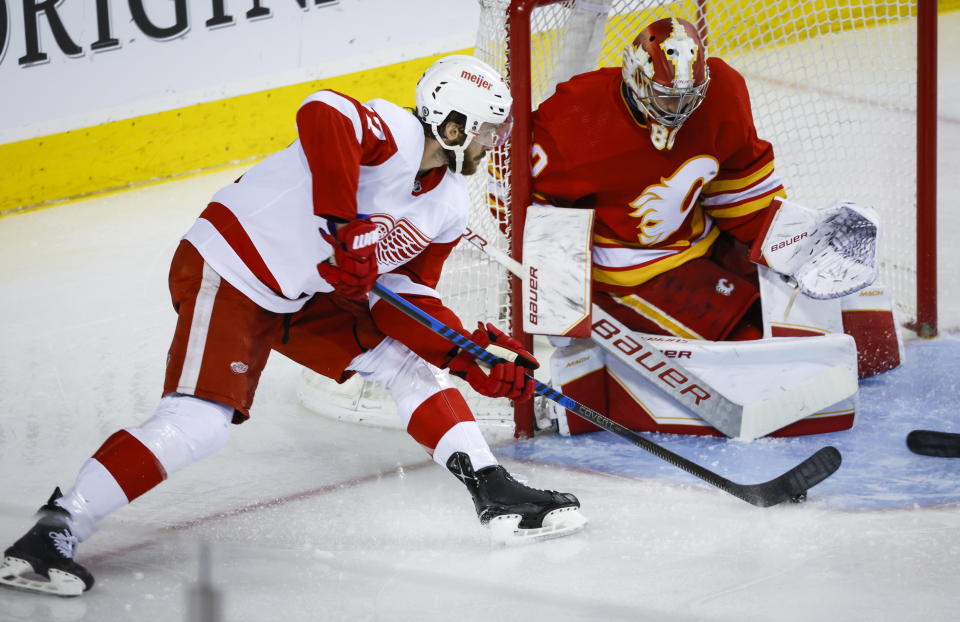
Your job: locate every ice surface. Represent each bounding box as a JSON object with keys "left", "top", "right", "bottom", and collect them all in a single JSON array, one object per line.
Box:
[{"left": 2, "top": 162, "right": 958, "bottom": 622}]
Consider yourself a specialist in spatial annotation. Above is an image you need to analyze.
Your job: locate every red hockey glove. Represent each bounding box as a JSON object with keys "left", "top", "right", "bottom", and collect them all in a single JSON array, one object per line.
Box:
[
  {"left": 318, "top": 219, "right": 381, "bottom": 299},
  {"left": 448, "top": 322, "right": 540, "bottom": 401}
]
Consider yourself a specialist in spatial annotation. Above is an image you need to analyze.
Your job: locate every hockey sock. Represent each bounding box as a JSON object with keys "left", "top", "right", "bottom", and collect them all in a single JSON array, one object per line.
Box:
[
  {"left": 406, "top": 388, "right": 497, "bottom": 470},
  {"left": 352, "top": 338, "right": 498, "bottom": 471},
  {"left": 55, "top": 394, "right": 233, "bottom": 540}
]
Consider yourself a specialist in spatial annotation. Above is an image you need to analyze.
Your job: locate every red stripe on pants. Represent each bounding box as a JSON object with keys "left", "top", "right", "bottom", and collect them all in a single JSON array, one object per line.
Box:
[
  {"left": 92, "top": 430, "right": 168, "bottom": 501},
  {"left": 406, "top": 389, "right": 475, "bottom": 455}
]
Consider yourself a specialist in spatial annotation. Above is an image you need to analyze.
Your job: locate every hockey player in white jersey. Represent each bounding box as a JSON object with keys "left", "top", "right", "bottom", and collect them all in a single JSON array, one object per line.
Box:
[{"left": 1, "top": 55, "right": 584, "bottom": 597}]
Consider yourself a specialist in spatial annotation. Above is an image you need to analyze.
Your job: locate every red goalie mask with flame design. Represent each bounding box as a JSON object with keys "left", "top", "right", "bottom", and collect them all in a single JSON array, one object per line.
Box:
[{"left": 621, "top": 17, "right": 710, "bottom": 129}]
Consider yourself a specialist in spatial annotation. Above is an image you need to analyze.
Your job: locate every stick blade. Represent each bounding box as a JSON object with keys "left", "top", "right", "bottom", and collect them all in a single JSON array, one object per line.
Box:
[
  {"left": 737, "top": 446, "right": 842, "bottom": 507},
  {"left": 906, "top": 430, "right": 960, "bottom": 458}
]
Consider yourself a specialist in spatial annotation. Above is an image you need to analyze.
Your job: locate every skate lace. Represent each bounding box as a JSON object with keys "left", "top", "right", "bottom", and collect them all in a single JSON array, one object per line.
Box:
[
  {"left": 49, "top": 529, "right": 78, "bottom": 559},
  {"left": 505, "top": 472, "right": 557, "bottom": 495}
]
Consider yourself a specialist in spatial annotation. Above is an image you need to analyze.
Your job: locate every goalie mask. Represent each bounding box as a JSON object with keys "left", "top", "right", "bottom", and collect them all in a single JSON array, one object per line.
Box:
[
  {"left": 622, "top": 17, "right": 710, "bottom": 132},
  {"left": 415, "top": 55, "right": 513, "bottom": 173}
]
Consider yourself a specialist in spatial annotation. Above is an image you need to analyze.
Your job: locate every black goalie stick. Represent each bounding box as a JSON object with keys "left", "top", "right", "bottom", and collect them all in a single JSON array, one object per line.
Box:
[
  {"left": 906, "top": 430, "right": 960, "bottom": 458},
  {"left": 373, "top": 282, "right": 843, "bottom": 508}
]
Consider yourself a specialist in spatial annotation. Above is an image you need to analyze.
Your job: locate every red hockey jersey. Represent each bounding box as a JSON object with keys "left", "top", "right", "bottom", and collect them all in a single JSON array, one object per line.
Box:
[{"left": 531, "top": 58, "right": 785, "bottom": 294}]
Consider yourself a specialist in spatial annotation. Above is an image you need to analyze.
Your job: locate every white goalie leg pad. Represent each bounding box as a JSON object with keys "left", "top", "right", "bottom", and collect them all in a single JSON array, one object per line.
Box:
[
  {"left": 349, "top": 339, "right": 497, "bottom": 469},
  {"left": 759, "top": 265, "right": 843, "bottom": 338},
  {"left": 487, "top": 507, "right": 589, "bottom": 546},
  {"left": 548, "top": 339, "right": 607, "bottom": 436},
  {"left": 605, "top": 333, "right": 859, "bottom": 437}
]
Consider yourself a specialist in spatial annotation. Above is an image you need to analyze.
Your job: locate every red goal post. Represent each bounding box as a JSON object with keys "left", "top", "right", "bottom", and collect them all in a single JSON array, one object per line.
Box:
[{"left": 471, "top": 0, "right": 938, "bottom": 437}]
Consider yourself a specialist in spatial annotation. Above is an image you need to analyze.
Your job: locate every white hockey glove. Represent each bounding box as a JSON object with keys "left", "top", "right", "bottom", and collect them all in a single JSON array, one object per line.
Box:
[{"left": 749, "top": 198, "right": 880, "bottom": 300}]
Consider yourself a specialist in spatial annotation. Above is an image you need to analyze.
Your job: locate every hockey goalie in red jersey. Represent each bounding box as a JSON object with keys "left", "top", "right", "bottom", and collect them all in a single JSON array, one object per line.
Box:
[
  {"left": 531, "top": 17, "right": 899, "bottom": 437},
  {"left": 0, "top": 55, "right": 585, "bottom": 597}
]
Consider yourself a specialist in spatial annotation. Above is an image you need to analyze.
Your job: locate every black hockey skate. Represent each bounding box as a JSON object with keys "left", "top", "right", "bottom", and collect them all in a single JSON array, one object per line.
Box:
[
  {"left": 447, "top": 452, "right": 587, "bottom": 544},
  {"left": 0, "top": 488, "right": 94, "bottom": 596}
]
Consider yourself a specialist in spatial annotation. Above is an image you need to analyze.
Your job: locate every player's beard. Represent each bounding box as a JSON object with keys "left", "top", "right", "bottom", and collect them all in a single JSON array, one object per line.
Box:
[{"left": 443, "top": 147, "right": 485, "bottom": 176}]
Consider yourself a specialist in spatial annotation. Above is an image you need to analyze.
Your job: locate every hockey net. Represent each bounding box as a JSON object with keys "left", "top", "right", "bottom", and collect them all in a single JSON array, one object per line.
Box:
[{"left": 299, "top": 0, "right": 932, "bottom": 437}]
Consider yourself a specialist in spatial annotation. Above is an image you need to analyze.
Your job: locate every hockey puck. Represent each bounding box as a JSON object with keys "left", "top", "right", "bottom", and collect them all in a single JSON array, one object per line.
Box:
[{"left": 790, "top": 492, "right": 807, "bottom": 503}]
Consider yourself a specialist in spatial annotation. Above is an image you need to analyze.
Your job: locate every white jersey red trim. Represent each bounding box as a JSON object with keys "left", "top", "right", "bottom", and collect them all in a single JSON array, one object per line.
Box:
[{"left": 182, "top": 93, "right": 468, "bottom": 313}]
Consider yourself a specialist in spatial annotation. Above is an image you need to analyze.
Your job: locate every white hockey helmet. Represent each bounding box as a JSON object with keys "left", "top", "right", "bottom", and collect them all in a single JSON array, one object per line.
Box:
[{"left": 415, "top": 55, "right": 513, "bottom": 171}]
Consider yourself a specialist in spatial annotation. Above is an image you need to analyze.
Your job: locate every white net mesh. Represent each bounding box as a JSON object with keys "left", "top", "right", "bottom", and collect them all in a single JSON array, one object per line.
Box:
[
  {"left": 300, "top": 0, "right": 922, "bottom": 433},
  {"left": 474, "top": 0, "right": 919, "bottom": 321}
]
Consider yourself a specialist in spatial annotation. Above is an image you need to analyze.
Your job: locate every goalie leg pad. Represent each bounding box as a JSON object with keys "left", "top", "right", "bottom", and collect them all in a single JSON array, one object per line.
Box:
[
  {"left": 758, "top": 265, "right": 844, "bottom": 337},
  {"left": 547, "top": 339, "right": 608, "bottom": 436},
  {"left": 549, "top": 332, "right": 859, "bottom": 437},
  {"left": 841, "top": 284, "right": 904, "bottom": 378}
]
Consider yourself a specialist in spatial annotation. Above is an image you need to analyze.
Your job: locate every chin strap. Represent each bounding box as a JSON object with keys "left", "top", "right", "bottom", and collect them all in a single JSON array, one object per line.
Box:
[{"left": 430, "top": 125, "right": 472, "bottom": 174}]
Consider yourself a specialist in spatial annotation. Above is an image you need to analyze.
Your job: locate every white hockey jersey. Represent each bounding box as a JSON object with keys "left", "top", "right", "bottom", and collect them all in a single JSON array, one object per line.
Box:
[{"left": 183, "top": 91, "right": 469, "bottom": 314}]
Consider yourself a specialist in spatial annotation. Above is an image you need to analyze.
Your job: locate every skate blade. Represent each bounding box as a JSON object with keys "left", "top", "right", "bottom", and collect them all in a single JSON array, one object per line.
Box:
[
  {"left": 0, "top": 556, "right": 86, "bottom": 597},
  {"left": 487, "top": 507, "right": 588, "bottom": 546}
]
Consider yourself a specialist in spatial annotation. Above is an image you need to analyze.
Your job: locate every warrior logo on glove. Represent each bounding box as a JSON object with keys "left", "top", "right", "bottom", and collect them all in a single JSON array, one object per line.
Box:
[{"left": 318, "top": 218, "right": 382, "bottom": 299}]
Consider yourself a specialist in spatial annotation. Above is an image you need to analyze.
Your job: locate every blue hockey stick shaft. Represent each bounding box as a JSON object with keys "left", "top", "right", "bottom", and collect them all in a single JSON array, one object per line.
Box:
[{"left": 371, "top": 282, "right": 841, "bottom": 507}]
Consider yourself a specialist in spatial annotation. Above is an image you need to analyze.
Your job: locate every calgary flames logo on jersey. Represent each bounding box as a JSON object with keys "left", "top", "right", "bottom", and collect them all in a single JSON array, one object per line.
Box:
[
  {"left": 368, "top": 213, "right": 432, "bottom": 272},
  {"left": 628, "top": 156, "right": 719, "bottom": 245}
]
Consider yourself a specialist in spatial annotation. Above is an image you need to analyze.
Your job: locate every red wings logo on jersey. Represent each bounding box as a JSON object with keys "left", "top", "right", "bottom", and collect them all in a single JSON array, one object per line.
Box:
[
  {"left": 628, "top": 155, "right": 719, "bottom": 244},
  {"left": 368, "top": 214, "right": 432, "bottom": 271}
]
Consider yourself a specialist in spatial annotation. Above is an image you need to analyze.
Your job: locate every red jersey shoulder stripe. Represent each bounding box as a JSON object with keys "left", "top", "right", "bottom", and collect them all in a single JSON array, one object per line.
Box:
[
  {"left": 302, "top": 90, "right": 398, "bottom": 167},
  {"left": 297, "top": 91, "right": 399, "bottom": 220}
]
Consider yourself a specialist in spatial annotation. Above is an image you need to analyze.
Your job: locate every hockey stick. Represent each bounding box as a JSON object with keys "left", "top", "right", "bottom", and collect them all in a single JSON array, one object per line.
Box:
[
  {"left": 906, "top": 430, "right": 960, "bottom": 458},
  {"left": 462, "top": 229, "right": 857, "bottom": 440},
  {"left": 372, "top": 281, "right": 842, "bottom": 507}
]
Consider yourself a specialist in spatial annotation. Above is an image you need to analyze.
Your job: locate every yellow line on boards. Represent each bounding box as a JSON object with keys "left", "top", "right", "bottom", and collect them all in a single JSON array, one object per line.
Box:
[
  {"left": 0, "top": 49, "right": 468, "bottom": 218},
  {"left": 5, "top": 0, "right": 959, "bottom": 218}
]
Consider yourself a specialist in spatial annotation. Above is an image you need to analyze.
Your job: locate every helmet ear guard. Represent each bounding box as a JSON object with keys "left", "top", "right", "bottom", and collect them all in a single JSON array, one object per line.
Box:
[
  {"left": 415, "top": 55, "right": 513, "bottom": 172},
  {"left": 621, "top": 17, "right": 710, "bottom": 131}
]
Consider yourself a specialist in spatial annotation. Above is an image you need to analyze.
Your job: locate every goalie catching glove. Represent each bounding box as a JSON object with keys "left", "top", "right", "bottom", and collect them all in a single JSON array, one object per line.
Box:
[
  {"left": 749, "top": 198, "right": 880, "bottom": 300},
  {"left": 318, "top": 218, "right": 381, "bottom": 299},
  {"left": 448, "top": 322, "right": 539, "bottom": 401}
]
